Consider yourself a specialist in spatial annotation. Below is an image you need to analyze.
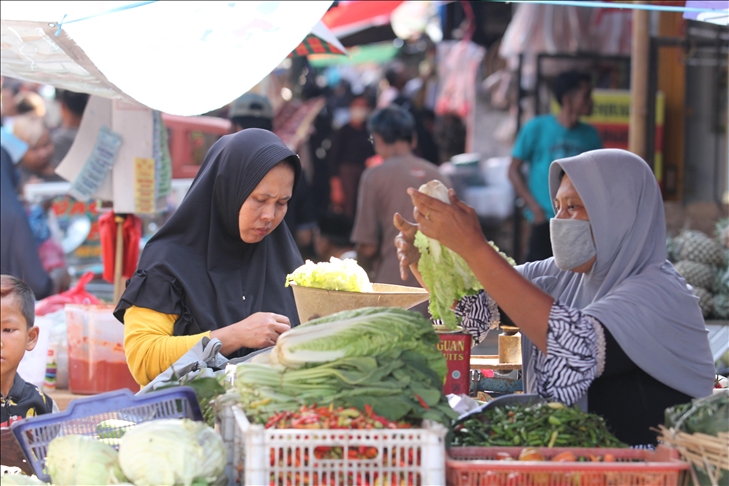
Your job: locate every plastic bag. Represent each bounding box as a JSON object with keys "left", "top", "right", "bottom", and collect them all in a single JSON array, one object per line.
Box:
[{"left": 34, "top": 271, "right": 100, "bottom": 316}]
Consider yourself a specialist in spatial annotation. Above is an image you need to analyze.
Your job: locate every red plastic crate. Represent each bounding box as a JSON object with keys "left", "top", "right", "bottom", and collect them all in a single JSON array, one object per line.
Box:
[{"left": 446, "top": 446, "right": 689, "bottom": 486}]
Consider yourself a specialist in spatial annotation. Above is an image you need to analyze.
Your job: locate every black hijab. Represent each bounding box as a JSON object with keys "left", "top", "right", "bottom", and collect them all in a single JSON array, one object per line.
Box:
[{"left": 114, "top": 129, "right": 303, "bottom": 358}]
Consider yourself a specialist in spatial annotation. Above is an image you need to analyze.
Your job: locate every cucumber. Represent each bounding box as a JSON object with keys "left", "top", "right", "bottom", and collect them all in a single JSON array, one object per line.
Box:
[{"left": 96, "top": 419, "right": 135, "bottom": 439}]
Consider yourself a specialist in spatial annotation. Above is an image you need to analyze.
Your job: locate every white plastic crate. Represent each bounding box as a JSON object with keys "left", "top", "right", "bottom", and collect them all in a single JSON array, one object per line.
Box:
[{"left": 217, "top": 401, "right": 447, "bottom": 486}]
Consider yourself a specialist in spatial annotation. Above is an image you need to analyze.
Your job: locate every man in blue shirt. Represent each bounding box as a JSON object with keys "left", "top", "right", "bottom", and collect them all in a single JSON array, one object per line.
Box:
[{"left": 508, "top": 71, "right": 602, "bottom": 262}]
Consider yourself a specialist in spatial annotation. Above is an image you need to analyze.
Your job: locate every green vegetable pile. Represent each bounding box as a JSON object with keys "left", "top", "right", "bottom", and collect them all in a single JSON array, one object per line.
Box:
[
  {"left": 665, "top": 391, "right": 729, "bottom": 437},
  {"left": 285, "top": 257, "right": 373, "bottom": 292},
  {"left": 450, "top": 402, "right": 626, "bottom": 448},
  {"left": 414, "top": 180, "right": 515, "bottom": 329},
  {"left": 156, "top": 375, "right": 226, "bottom": 427},
  {"left": 235, "top": 307, "right": 457, "bottom": 426}
]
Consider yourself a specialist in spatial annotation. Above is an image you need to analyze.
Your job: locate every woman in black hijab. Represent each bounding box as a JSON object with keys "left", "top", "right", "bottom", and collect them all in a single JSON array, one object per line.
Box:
[{"left": 115, "top": 129, "right": 304, "bottom": 385}]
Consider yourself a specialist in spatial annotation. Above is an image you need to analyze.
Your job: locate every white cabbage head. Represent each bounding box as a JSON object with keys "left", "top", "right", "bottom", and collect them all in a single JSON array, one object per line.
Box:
[
  {"left": 118, "top": 419, "right": 226, "bottom": 486},
  {"left": 418, "top": 180, "right": 450, "bottom": 203},
  {"left": 46, "top": 435, "right": 126, "bottom": 485}
]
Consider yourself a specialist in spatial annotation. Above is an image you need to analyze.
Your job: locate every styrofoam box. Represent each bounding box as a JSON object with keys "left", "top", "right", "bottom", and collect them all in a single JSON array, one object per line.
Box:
[
  {"left": 463, "top": 185, "right": 515, "bottom": 220},
  {"left": 479, "top": 157, "right": 512, "bottom": 187},
  {"left": 217, "top": 402, "right": 448, "bottom": 486}
]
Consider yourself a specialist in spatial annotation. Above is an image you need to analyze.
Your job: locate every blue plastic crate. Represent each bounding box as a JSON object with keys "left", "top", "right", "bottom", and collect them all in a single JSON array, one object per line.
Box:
[{"left": 10, "top": 387, "right": 202, "bottom": 482}]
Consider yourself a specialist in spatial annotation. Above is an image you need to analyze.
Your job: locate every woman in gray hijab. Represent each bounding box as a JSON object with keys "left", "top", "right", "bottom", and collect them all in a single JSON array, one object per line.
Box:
[{"left": 395, "top": 149, "right": 714, "bottom": 446}]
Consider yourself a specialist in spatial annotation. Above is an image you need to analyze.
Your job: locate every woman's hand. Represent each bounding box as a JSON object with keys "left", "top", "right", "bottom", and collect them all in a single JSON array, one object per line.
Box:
[
  {"left": 212, "top": 312, "right": 290, "bottom": 355},
  {"left": 407, "top": 187, "right": 486, "bottom": 257},
  {"left": 393, "top": 212, "right": 420, "bottom": 281}
]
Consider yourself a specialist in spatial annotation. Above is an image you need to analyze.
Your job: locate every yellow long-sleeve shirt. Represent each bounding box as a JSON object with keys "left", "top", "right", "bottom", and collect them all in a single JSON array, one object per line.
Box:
[{"left": 124, "top": 305, "right": 211, "bottom": 386}]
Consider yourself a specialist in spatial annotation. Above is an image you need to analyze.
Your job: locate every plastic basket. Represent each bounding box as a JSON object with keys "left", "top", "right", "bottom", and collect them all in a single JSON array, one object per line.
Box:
[
  {"left": 446, "top": 446, "right": 690, "bottom": 486},
  {"left": 217, "top": 401, "right": 447, "bottom": 486},
  {"left": 10, "top": 387, "right": 202, "bottom": 482}
]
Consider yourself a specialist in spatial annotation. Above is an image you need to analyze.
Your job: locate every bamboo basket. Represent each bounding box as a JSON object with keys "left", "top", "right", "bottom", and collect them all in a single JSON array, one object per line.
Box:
[
  {"left": 658, "top": 425, "right": 729, "bottom": 486},
  {"left": 290, "top": 283, "right": 429, "bottom": 323}
]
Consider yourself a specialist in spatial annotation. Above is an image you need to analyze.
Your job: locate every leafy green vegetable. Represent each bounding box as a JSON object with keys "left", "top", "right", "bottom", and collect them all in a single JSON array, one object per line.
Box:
[
  {"left": 415, "top": 180, "right": 515, "bottom": 328},
  {"left": 236, "top": 307, "right": 456, "bottom": 426},
  {"left": 285, "top": 257, "right": 373, "bottom": 292},
  {"left": 118, "top": 419, "right": 226, "bottom": 486},
  {"left": 665, "top": 392, "right": 729, "bottom": 437},
  {"left": 46, "top": 435, "right": 126, "bottom": 485},
  {"left": 270, "top": 307, "right": 446, "bottom": 378}
]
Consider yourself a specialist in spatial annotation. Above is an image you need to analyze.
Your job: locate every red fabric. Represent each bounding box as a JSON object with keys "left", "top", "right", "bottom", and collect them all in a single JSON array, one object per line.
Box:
[
  {"left": 35, "top": 271, "right": 100, "bottom": 316},
  {"left": 99, "top": 212, "right": 143, "bottom": 283},
  {"left": 322, "top": 1, "right": 403, "bottom": 35}
]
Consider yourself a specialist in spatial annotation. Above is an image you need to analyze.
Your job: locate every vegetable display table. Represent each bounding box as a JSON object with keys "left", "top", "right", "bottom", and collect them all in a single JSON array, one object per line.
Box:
[{"left": 47, "top": 389, "right": 86, "bottom": 411}]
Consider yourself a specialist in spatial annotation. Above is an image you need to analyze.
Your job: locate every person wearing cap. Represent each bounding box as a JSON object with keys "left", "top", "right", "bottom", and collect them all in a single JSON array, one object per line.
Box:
[
  {"left": 228, "top": 93, "right": 275, "bottom": 133},
  {"left": 314, "top": 212, "right": 357, "bottom": 262}
]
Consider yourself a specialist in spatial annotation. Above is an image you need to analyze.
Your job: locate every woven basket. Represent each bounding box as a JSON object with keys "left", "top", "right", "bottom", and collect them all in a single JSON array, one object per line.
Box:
[{"left": 658, "top": 425, "right": 729, "bottom": 486}]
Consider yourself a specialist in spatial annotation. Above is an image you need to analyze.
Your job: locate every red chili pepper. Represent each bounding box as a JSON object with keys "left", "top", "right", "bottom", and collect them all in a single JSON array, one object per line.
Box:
[{"left": 414, "top": 394, "right": 430, "bottom": 410}]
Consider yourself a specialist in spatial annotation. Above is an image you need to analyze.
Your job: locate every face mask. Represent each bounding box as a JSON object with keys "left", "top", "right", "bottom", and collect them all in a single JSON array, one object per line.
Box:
[
  {"left": 350, "top": 107, "right": 369, "bottom": 123},
  {"left": 550, "top": 218, "right": 596, "bottom": 272}
]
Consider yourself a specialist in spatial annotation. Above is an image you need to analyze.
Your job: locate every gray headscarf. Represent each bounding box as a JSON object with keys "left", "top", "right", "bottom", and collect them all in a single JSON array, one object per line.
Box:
[{"left": 519, "top": 149, "right": 714, "bottom": 402}]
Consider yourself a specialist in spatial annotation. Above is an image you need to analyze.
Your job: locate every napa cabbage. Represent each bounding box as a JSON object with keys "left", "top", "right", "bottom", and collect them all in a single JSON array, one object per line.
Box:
[
  {"left": 415, "top": 180, "right": 515, "bottom": 329},
  {"left": 269, "top": 307, "right": 446, "bottom": 380},
  {"left": 118, "top": 419, "right": 226, "bottom": 486},
  {"left": 46, "top": 435, "right": 126, "bottom": 485},
  {"left": 285, "top": 257, "right": 373, "bottom": 292}
]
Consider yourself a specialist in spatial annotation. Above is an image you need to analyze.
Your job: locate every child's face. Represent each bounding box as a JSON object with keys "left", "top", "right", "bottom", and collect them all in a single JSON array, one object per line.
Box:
[{"left": 0, "top": 296, "right": 39, "bottom": 377}]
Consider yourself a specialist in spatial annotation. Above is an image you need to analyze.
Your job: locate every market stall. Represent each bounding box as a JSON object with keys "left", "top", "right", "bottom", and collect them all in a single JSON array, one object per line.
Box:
[{"left": 2, "top": 2, "right": 728, "bottom": 486}]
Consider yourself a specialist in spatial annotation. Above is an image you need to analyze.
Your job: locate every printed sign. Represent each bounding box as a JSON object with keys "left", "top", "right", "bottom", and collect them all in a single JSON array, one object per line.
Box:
[
  {"left": 134, "top": 157, "right": 156, "bottom": 214},
  {"left": 68, "top": 126, "right": 122, "bottom": 202},
  {"left": 437, "top": 333, "right": 471, "bottom": 396},
  {"left": 551, "top": 89, "right": 665, "bottom": 181}
]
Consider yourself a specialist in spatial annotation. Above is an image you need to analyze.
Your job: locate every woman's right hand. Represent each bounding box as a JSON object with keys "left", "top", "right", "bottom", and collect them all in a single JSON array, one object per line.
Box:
[
  {"left": 213, "top": 312, "right": 290, "bottom": 354},
  {"left": 393, "top": 213, "right": 420, "bottom": 281}
]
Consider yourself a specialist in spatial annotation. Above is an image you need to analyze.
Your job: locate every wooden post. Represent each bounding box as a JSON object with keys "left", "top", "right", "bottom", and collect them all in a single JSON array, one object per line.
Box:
[
  {"left": 113, "top": 215, "right": 125, "bottom": 304},
  {"left": 629, "top": 8, "right": 650, "bottom": 159},
  {"left": 658, "top": 12, "right": 687, "bottom": 201}
]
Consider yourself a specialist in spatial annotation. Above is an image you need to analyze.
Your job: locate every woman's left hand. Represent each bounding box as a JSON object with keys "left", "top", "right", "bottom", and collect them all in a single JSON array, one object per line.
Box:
[{"left": 407, "top": 187, "right": 485, "bottom": 257}]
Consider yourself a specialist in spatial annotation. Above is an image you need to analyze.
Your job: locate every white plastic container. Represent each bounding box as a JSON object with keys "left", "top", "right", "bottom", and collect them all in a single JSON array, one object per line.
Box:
[
  {"left": 217, "top": 402, "right": 447, "bottom": 486},
  {"left": 463, "top": 185, "right": 515, "bottom": 220},
  {"left": 65, "top": 304, "right": 138, "bottom": 394}
]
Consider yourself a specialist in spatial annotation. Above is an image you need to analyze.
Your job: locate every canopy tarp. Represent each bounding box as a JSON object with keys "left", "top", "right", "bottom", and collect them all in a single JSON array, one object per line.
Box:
[
  {"left": 0, "top": 1, "right": 335, "bottom": 116},
  {"left": 308, "top": 42, "right": 399, "bottom": 67},
  {"left": 501, "top": 0, "right": 727, "bottom": 24},
  {"left": 321, "top": 0, "right": 403, "bottom": 38}
]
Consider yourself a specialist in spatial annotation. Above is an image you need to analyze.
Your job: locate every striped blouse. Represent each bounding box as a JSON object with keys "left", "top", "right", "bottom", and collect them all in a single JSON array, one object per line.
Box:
[{"left": 455, "top": 291, "right": 606, "bottom": 406}]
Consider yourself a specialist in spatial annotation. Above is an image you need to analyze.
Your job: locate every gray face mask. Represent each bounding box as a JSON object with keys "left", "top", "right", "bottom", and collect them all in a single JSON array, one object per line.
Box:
[{"left": 550, "top": 218, "right": 597, "bottom": 271}]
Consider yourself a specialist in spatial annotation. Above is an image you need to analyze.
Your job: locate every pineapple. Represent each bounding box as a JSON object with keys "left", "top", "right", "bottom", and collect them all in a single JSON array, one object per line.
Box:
[
  {"left": 713, "top": 293, "right": 729, "bottom": 320},
  {"left": 717, "top": 219, "right": 729, "bottom": 249},
  {"left": 692, "top": 287, "right": 714, "bottom": 319},
  {"left": 677, "top": 230, "right": 725, "bottom": 267},
  {"left": 666, "top": 236, "right": 679, "bottom": 262},
  {"left": 675, "top": 261, "right": 715, "bottom": 291}
]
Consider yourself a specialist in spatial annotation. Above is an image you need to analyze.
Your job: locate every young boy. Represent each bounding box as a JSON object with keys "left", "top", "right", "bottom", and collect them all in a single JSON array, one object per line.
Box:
[{"left": 1, "top": 275, "right": 56, "bottom": 426}]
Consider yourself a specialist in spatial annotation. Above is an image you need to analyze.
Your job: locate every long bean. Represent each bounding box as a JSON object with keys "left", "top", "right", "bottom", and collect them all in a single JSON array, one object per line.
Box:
[{"left": 450, "top": 402, "right": 626, "bottom": 448}]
